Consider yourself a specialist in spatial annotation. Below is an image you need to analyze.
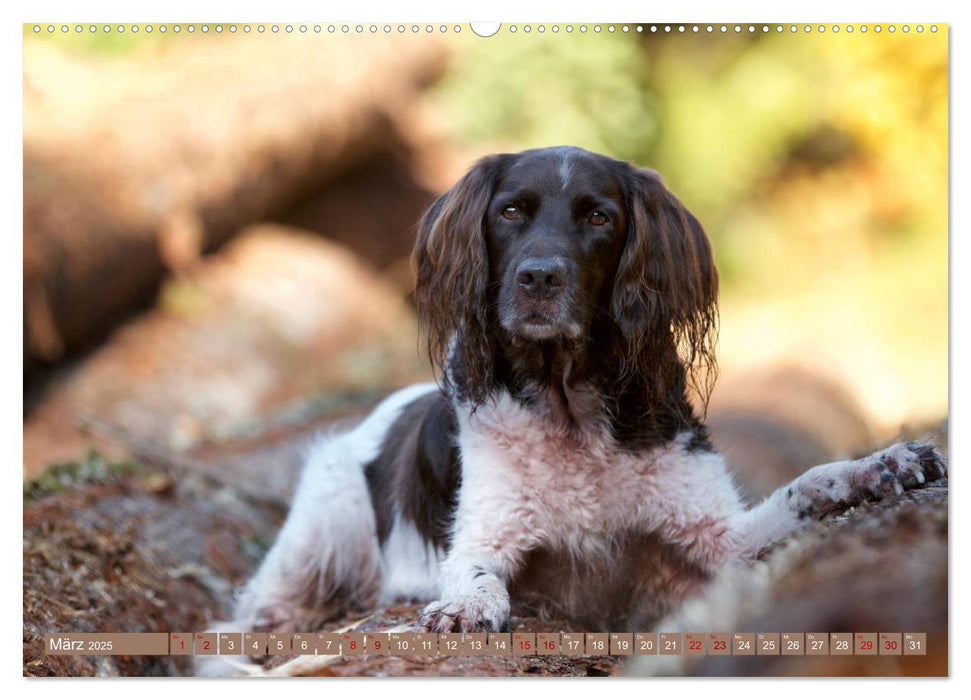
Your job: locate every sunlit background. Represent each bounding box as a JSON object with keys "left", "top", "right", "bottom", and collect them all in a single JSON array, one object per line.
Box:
[{"left": 24, "top": 25, "right": 947, "bottom": 471}]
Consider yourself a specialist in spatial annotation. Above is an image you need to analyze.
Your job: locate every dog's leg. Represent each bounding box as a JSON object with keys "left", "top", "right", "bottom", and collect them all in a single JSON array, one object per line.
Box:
[
  {"left": 194, "top": 436, "right": 382, "bottom": 677},
  {"left": 232, "top": 434, "right": 382, "bottom": 632},
  {"left": 418, "top": 454, "right": 538, "bottom": 632},
  {"left": 730, "top": 441, "right": 945, "bottom": 558},
  {"left": 419, "top": 548, "right": 517, "bottom": 633},
  {"left": 232, "top": 383, "right": 437, "bottom": 631}
]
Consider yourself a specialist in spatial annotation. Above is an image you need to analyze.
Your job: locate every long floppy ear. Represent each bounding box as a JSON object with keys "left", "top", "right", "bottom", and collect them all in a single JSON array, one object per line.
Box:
[
  {"left": 412, "top": 154, "right": 511, "bottom": 405},
  {"left": 612, "top": 166, "right": 719, "bottom": 407}
]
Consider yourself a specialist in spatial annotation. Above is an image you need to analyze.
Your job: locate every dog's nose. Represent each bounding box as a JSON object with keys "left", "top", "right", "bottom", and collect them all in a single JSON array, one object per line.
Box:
[{"left": 516, "top": 257, "right": 568, "bottom": 298}]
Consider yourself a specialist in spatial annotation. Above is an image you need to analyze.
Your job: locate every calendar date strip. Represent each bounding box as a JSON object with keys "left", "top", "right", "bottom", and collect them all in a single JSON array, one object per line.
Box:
[{"left": 45, "top": 631, "right": 927, "bottom": 657}]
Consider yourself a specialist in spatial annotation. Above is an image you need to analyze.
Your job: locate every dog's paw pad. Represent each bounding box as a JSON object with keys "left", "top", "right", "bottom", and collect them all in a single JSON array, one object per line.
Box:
[
  {"left": 794, "top": 442, "right": 947, "bottom": 518},
  {"left": 836, "top": 441, "right": 946, "bottom": 502},
  {"left": 869, "top": 442, "right": 947, "bottom": 493},
  {"left": 902, "top": 441, "right": 947, "bottom": 483}
]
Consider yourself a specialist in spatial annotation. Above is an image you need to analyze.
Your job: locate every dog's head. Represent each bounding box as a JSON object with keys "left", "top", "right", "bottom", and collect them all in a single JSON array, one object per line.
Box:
[{"left": 414, "top": 146, "right": 718, "bottom": 408}]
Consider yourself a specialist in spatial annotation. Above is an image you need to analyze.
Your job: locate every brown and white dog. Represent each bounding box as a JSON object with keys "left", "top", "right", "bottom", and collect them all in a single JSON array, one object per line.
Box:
[{"left": 232, "top": 146, "right": 945, "bottom": 638}]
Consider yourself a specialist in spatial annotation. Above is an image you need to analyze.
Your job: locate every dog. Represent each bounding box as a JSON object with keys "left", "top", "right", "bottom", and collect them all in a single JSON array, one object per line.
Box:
[{"left": 232, "top": 145, "right": 945, "bottom": 637}]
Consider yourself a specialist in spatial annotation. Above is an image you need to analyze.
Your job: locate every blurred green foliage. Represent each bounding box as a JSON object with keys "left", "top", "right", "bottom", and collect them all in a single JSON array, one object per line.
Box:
[
  {"left": 434, "top": 30, "right": 946, "bottom": 283},
  {"left": 434, "top": 34, "right": 659, "bottom": 165},
  {"left": 23, "top": 449, "right": 139, "bottom": 506},
  {"left": 23, "top": 24, "right": 178, "bottom": 55}
]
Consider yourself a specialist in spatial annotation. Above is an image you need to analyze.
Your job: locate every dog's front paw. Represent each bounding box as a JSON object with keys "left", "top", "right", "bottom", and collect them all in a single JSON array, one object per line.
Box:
[
  {"left": 852, "top": 441, "right": 947, "bottom": 496},
  {"left": 797, "top": 441, "right": 946, "bottom": 517},
  {"left": 419, "top": 580, "right": 510, "bottom": 632}
]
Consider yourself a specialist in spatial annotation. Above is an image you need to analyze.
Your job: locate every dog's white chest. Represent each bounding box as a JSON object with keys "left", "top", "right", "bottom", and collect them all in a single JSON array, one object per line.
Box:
[{"left": 457, "top": 394, "right": 665, "bottom": 543}]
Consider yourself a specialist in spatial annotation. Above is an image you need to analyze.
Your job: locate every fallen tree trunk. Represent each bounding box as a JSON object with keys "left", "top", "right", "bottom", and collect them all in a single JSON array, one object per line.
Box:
[{"left": 23, "top": 34, "right": 446, "bottom": 375}]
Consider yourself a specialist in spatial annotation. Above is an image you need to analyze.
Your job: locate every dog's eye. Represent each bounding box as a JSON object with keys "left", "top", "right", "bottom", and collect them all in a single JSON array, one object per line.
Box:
[
  {"left": 589, "top": 211, "right": 608, "bottom": 226},
  {"left": 502, "top": 205, "right": 520, "bottom": 221}
]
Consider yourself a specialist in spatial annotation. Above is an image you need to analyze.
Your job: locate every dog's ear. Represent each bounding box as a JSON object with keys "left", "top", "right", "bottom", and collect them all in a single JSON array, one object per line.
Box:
[
  {"left": 612, "top": 166, "right": 719, "bottom": 404},
  {"left": 413, "top": 154, "right": 512, "bottom": 404}
]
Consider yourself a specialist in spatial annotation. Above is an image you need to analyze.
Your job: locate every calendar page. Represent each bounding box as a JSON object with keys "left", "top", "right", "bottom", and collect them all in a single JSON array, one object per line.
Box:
[{"left": 22, "top": 16, "right": 948, "bottom": 680}]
